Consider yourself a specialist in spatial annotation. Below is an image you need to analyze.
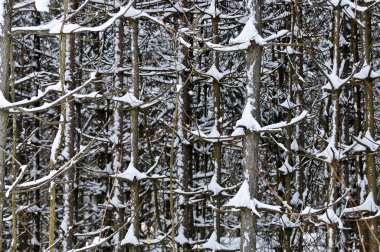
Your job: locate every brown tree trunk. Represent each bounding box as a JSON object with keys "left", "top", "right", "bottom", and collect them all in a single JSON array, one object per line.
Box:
[
  {"left": 0, "top": 1, "right": 11, "bottom": 250},
  {"left": 241, "top": 1, "right": 262, "bottom": 250}
]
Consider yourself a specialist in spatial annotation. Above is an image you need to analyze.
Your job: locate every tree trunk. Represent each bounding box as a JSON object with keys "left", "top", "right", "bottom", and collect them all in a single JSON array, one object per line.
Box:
[
  {"left": 112, "top": 17, "right": 125, "bottom": 251},
  {"left": 211, "top": 0, "right": 222, "bottom": 241},
  {"left": 129, "top": 5, "right": 142, "bottom": 250},
  {"left": 241, "top": 1, "right": 262, "bottom": 250},
  {"left": 361, "top": 4, "right": 378, "bottom": 250},
  {"left": 62, "top": 1, "right": 77, "bottom": 249},
  {"left": 0, "top": 1, "right": 11, "bottom": 250}
]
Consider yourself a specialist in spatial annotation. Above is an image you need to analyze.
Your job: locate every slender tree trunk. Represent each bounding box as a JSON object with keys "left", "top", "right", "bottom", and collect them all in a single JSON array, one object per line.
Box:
[
  {"left": 31, "top": 13, "right": 42, "bottom": 252},
  {"left": 129, "top": 4, "right": 142, "bottom": 250},
  {"left": 175, "top": 1, "right": 193, "bottom": 250},
  {"left": 361, "top": 4, "right": 378, "bottom": 250},
  {"left": 62, "top": 1, "right": 78, "bottom": 249},
  {"left": 241, "top": 1, "right": 262, "bottom": 250},
  {"left": 49, "top": 1, "right": 69, "bottom": 250},
  {"left": 112, "top": 17, "right": 125, "bottom": 251},
  {"left": 294, "top": 1, "right": 305, "bottom": 250},
  {"left": 0, "top": 1, "right": 11, "bottom": 250},
  {"left": 10, "top": 30, "right": 18, "bottom": 252},
  {"left": 211, "top": 0, "right": 222, "bottom": 242},
  {"left": 325, "top": 6, "right": 341, "bottom": 251}
]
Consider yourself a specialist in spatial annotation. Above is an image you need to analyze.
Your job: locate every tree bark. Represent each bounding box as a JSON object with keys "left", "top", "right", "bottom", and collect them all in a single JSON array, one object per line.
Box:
[
  {"left": 0, "top": 1, "right": 11, "bottom": 250},
  {"left": 129, "top": 4, "right": 142, "bottom": 250},
  {"left": 361, "top": 4, "right": 378, "bottom": 250},
  {"left": 241, "top": 1, "right": 262, "bottom": 250},
  {"left": 112, "top": 17, "right": 125, "bottom": 252}
]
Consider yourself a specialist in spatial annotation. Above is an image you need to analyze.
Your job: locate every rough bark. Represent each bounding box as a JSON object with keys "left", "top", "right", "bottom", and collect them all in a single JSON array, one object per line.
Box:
[
  {"left": 112, "top": 17, "right": 125, "bottom": 252},
  {"left": 0, "top": 1, "right": 11, "bottom": 250},
  {"left": 211, "top": 1, "right": 222, "bottom": 241},
  {"left": 361, "top": 4, "right": 378, "bottom": 250},
  {"left": 241, "top": 1, "right": 262, "bottom": 250},
  {"left": 129, "top": 5, "right": 142, "bottom": 250}
]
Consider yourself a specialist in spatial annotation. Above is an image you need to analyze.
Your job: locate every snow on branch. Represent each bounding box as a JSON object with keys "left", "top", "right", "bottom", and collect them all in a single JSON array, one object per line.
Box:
[
  {"left": 232, "top": 109, "right": 308, "bottom": 136},
  {"left": 224, "top": 180, "right": 282, "bottom": 217},
  {"left": 114, "top": 162, "right": 147, "bottom": 181},
  {"left": 206, "top": 29, "right": 288, "bottom": 52},
  {"left": 343, "top": 192, "right": 379, "bottom": 214},
  {"left": 67, "top": 232, "right": 114, "bottom": 252},
  {"left": 316, "top": 140, "right": 344, "bottom": 163},
  {"left": 190, "top": 124, "right": 235, "bottom": 143},
  {"left": 121, "top": 225, "right": 141, "bottom": 246},
  {"left": 35, "top": 0, "right": 49, "bottom": 12},
  {"left": 0, "top": 72, "right": 98, "bottom": 113},
  {"left": 300, "top": 189, "right": 351, "bottom": 217},
  {"left": 343, "top": 131, "right": 380, "bottom": 154},
  {"left": 5, "top": 165, "right": 28, "bottom": 198},
  {"left": 112, "top": 155, "right": 161, "bottom": 181},
  {"left": 192, "top": 232, "right": 229, "bottom": 251},
  {"left": 13, "top": 2, "right": 170, "bottom": 35},
  {"left": 113, "top": 92, "right": 143, "bottom": 107},
  {"left": 12, "top": 119, "right": 105, "bottom": 191},
  {"left": 13, "top": 2, "right": 133, "bottom": 34},
  {"left": 317, "top": 208, "right": 344, "bottom": 229},
  {"left": 329, "top": 0, "right": 367, "bottom": 11},
  {"left": 204, "top": 64, "right": 231, "bottom": 82}
]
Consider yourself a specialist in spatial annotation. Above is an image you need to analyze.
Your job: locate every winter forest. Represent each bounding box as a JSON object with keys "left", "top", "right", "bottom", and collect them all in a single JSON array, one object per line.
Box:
[{"left": 1, "top": 0, "right": 380, "bottom": 251}]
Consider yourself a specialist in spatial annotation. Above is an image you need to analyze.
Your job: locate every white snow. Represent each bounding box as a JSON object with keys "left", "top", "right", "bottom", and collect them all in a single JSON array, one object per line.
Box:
[
  {"left": 330, "top": 0, "right": 367, "bottom": 11},
  {"left": 229, "top": 16, "right": 265, "bottom": 45},
  {"left": 6, "top": 165, "right": 28, "bottom": 198},
  {"left": 49, "top": 22, "right": 81, "bottom": 34},
  {"left": 353, "top": 64, "right": 371, "bottom": 79},
  {"left": 316, "top": 141, "right": 342, "bottom": 163},
  {"left": 193, "top": 232, "right": 228, "bottom": 251},
  {"left": 116, "top": 162, "right": 147, "bottom": 181},
  {"left": 279, "top": 96, "right": 299, "bottom": 109},
  {"left": 0, "top": 90, "right": 12, "bottom": 108},
  {"left": 301, "top": 206, "right": 320, "bottom": 215},
  {"left": 17, "top": 170, "right": 57, "bottom": 189},
  {"left": 205, "top": 64, "right": 224, "bottom": 81},
  {"left": 317, "top": 208, "right": 344, "bottom": 229},
  {"left": 67, "top": 235, "right": 109, "bottom": 252},
  {"left": 281, "top": 214, "right": 298, "bottom": 228},
  {"left": 50, "top": 115, "right": 64, "bottom": 163},
  {"left": 0, "top": 0, "right": 4, "bottom": 36},
  {"left": 291, "top": 139, "right": 299, "bottom": 151},
  {"left": 175, "top": 225, "right": 189, "bottom": 245},
  {"left": 278, "top": 158, "right": 294, "bottom": 175},
  {"left": 322, "top": 71, "right": 347, "bottom": 90},
  {"left": 206, "top": 174, "right": 223, "bottom": 195},
  {"left": 35, "top": 0, "right": 49, "bottom": 12},
  {"left": 110, "top": 189, "right": 125, "bottom": 209},
  {"left": 235, "top": 103, "right": 261, "bottom": 131},
  {"left": 343, "top": 192, "right": 379, "bottom": 214},
  {"left": 31, "top": 235, "right": 40, "bottom": 246},
  {"left": 225, "top": 180, "right": 281, "bottom": 217},
  {"left": 113, "top": 92, "right": 143, "bottom": 107},
  {"left": 231, "top": 127, "right": 245, "bottom": 137},
  {"left": 121, "top": 225, "right": 141, "bottom": 246},
  {"left": 204, "top": 0, "right": 221, "bottom": 18},
  {"left": 352, "top": 131, "right": 380, "bottom": 152},
  {"left": 260, "top": 110, "right": 308, "bottom": 130}
]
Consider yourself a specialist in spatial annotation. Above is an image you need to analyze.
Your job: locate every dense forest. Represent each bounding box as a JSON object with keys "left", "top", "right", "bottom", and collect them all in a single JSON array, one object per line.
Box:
[{"left": 0, "top": 0, "right": 379, "bottom": 251}]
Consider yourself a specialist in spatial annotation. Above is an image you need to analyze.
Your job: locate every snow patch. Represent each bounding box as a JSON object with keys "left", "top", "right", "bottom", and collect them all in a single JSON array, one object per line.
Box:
[
  {"left": 343, "top": 192, "right": 379, "bottom": 214},
  {"left": 193, "top": 232, "right": 228, "bottom": 251},
  {"left": 117, "top": 162, "right": 147, "bottom": 181},
  {"left": 113, "top": 92, "right": 143, "bottom": 107},
  {"left": 225, "top": 180, "right": 281, "bottom": 216},
  {"left": 35, "top": 0, "right": 49, "bottom": 12},
  {"left": 121, "top": 225, "right": 141, "bottom": 246}
]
